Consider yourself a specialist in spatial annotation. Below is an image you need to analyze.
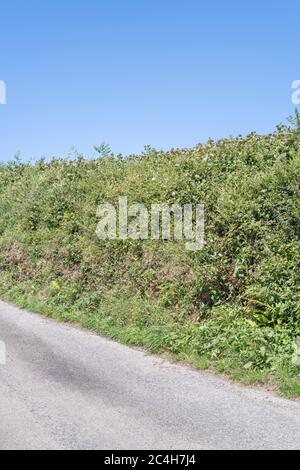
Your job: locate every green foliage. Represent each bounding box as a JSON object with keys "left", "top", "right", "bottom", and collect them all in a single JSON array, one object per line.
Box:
[
  {"left": 0, "top": 126, "right": 299, "bottom": 396},
  {"left": 93, "top": 142, "right": 112, "bottom": 158},
  {"left": 288, "top": 108, "right": 300, "bottom": 139}
]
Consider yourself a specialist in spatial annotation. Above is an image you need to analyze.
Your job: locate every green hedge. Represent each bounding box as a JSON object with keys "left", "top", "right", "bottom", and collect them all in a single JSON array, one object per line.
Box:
[{"left": 0, "top": 126, "right": 299, "bottom": 396}]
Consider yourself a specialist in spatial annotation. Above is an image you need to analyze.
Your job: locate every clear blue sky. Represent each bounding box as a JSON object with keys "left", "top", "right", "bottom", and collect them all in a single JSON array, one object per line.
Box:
[{"left": 0, "top": 0, "right": 299, "bottom": 161}]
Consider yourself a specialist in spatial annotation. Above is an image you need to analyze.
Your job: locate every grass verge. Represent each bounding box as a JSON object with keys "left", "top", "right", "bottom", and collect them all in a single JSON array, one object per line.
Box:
[{"left": 1, "top": 280, "right": 299, "bottom": 399}]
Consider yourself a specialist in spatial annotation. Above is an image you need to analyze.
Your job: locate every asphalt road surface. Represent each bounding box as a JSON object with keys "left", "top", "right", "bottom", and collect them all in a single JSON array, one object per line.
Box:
[{"left": 0, "top": 300, "right": 299, "bottom": 450}]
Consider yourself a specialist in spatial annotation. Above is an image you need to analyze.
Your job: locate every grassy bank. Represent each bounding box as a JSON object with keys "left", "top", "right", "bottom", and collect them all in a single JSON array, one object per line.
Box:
[{"left": 0, "top": 126, "right": 300, "bottom": 397}]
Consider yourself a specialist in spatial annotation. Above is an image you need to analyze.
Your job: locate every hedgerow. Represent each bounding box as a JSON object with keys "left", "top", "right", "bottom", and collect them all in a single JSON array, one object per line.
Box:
[{"left": 0, "top": 124, "right": 299, "bottom": 396}]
